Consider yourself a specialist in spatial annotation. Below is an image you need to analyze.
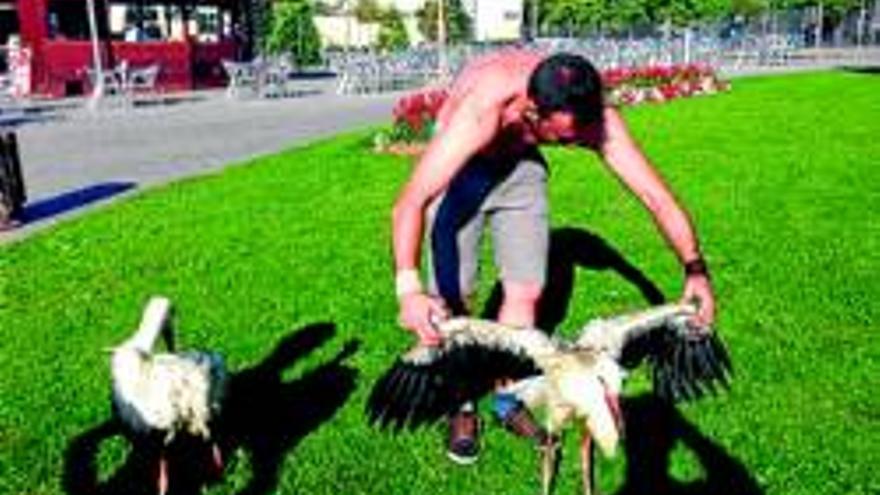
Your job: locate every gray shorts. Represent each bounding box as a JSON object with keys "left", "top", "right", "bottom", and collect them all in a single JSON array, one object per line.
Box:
[{"left": 425, "top": 149, "right": 549, "bottom": 303}]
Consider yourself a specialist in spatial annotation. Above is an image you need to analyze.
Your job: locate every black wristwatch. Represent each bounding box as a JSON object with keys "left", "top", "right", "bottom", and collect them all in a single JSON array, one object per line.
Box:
[{"left": 684, "top": 257, "right": 709, "bottom": 277}]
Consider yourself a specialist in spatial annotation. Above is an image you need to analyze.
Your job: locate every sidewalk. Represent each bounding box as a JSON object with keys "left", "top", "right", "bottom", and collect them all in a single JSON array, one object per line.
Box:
[{"left": 1, "top": 87, "right": 400, "bottom": 243}]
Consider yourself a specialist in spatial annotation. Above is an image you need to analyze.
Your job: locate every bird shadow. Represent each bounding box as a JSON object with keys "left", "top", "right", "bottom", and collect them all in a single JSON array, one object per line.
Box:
[
  {"left": 62, "top": 322, "right": 360, "bottom": 495},
  {"left": 221, "top": 323, "right": 360, "bottom": 495},
  {"left": 614, "top": 394, "right": 764, "bottom": 495},
  {"left": 482, "top": 226, "right": 666, "bottom": 332}
]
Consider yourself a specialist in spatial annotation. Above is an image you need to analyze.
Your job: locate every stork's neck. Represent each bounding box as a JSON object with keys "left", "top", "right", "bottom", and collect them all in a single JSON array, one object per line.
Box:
[{"left": 125, "top": 297, "right": 171, "bottom": 352}]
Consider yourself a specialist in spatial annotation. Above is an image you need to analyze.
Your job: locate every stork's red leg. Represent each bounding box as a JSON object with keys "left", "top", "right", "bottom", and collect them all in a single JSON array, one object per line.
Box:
[
  {"left": 580, "top": 432, "right": 593, "bottom": 495},
  {"left": 211, "top": 443, "right": 224, "bottom": 475},
  {"left": 158, "top": 455, "right": 168, "bottom": 495},
  {"left": 540, "top": 439, "right": 558, "bottom": 495}
]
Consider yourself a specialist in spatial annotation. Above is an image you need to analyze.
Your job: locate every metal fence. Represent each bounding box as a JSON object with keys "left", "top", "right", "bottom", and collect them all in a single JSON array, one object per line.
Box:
[{"left": 329, "top": 4, "right": 880, "bottom": 95}]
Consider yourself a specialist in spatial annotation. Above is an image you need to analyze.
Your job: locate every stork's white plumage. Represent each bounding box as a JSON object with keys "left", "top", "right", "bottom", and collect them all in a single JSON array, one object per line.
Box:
[
  {"left": 110, "top": 296, "right": 227, "bottom": 495},
  {"left": 366, "top": 302, "right": 732, "bottom": 495}
]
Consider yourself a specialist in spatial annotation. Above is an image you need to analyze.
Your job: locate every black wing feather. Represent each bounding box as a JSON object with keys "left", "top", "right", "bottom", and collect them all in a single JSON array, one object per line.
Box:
[
  {"left": 366, "top": 343, "right": 539, "bottom": 431},
  {"left": 646, "top": 327, "right": 734, "bottom": 403}
]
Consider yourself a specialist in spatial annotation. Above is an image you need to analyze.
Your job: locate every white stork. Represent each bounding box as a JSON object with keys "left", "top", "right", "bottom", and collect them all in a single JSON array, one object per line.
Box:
[
  {"left": 110, "top": 296, "right": 227, "bottom": 495},
  {"left": 366, "top": 302, "right": 732, "bottom": 495}
]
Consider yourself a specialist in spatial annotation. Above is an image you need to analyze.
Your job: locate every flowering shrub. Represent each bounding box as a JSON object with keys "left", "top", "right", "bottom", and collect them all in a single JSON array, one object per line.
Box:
[
  {"left": 603, "top": 64, "right": 730, "bottom": 106},
  {"left": 373, "top": 87, "right": 448, "bottom": 154},
  {"left": 374, "top": 64, "right": 729, "bottom": 153}
]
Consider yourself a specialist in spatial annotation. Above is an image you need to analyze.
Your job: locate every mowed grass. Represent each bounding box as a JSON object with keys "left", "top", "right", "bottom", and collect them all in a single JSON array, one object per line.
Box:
[{"left": 1, "top": 70, "right": 878, "bottom": 495}]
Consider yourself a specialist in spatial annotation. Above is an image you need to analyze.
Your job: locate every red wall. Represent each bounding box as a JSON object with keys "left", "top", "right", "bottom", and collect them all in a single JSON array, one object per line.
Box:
[
  {"left": 15, "top": 0, "right": 238, "bottom": 97},
  {"left": 16, "top": 0, "right": 48, "bottom": 93}
]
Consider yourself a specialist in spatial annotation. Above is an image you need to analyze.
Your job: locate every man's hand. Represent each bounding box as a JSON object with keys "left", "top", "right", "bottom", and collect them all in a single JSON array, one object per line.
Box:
[
  {"left": 682, "top": 274, "right": 715, "bottom": 327},
  {"left": 398, "top": 292, "right": 449, "bottom": 346}
]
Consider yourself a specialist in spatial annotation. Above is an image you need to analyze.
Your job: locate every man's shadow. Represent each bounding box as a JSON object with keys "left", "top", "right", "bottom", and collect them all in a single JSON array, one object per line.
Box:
[
  {"left": 482, "top": 226, "right": 666, "bottom": 332},
  {"left": 62, "top": 322, "right": 359, "bottom": 495},
  {"left": 616, "top": 394, "right": 763, "bottom": 495}
]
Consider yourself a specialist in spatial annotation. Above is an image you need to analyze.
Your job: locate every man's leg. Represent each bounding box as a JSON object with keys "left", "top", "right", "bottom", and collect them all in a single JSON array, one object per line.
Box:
[
  {"left": 487, "top": 155, "right": 551, "bottom": 445},
  {"left": 424, "top": 163, "right": 491, "bottom": 465},
  {"left": 489, "top": 157, "right": 550, "bottom": 326},
  {"left": 497, "top": 280, "right": 543, "bottom": 327},
  {"left": 424, "top": 194, "right": 485, "bottom": 315}
]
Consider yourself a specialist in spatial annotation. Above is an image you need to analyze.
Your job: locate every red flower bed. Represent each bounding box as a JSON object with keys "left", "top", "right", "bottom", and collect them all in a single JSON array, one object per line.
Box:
[
  {"left": 603, "top": 63, "right": 730, "bottom": 105},
  {"left": 375, "top": 64, "right": 729, "bottom": 152},
  {"left": 391, "top": 87, "right": 449, "bottom": 139},
  {"left": 374, "top": 87, "right": 448, "bottom": 155}
]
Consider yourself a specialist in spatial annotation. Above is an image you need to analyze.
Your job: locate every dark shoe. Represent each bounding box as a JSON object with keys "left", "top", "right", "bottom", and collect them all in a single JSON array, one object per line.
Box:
[
  {"left": 0, "top": 216, "right": 20, "bottom": 232},
  {"left": 0, "top": 214, "right": 21, "bottom": 232},
  {"left": 493, "top": 392, "right": 549, "bottom": 447},
  {"left": 447, "top": 408, "right": 480, "bottom": 465}
]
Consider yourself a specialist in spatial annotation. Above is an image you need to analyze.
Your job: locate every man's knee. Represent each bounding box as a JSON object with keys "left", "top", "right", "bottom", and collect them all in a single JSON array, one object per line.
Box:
[
  {"left": 498, "top": 280, "right": 543, "bottom": 327},
  {"left": 502, "top": 280, "right": 544, "bottom": 307}
]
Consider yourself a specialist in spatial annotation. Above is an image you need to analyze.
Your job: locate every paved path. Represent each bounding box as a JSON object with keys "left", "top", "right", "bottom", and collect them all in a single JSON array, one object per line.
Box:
[{"left": 2, "top": 88, "right": 399, "bottom": 242}]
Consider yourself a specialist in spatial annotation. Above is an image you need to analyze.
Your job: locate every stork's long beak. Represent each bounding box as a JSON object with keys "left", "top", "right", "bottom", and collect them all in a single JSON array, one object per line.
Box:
[{"left": 604, "top": 390, "right": 623, "bottom": 433}]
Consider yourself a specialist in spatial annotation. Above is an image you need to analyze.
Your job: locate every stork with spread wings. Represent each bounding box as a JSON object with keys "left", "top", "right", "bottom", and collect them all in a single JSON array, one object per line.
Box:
[{"left": 366, "top": 302, "right": 732, "bottom": 495}]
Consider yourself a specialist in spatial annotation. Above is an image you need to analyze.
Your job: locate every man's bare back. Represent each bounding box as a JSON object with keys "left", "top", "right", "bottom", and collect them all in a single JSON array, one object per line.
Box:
[{"left": 439, "top": 50, "right": 548, "bottom": 153}]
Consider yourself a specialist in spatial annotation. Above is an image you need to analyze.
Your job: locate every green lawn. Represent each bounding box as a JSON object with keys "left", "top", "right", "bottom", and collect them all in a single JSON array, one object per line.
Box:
[{"left": 1, "top": 70, "right": 878, "bottom": 495}]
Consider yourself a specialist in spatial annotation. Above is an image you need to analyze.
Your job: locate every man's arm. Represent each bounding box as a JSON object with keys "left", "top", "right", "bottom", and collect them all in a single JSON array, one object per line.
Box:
[
  {"left": 392, "top": 87, "right": 506, "bottom": 343},
  {"left": 596, "top": 107, "right": 715, "bottom": 324}
]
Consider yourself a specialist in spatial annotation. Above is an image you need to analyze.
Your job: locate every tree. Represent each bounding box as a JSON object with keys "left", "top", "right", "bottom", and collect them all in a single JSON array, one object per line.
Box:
[
  {"left": 378, "top": 8, "right": 410, "bottom": 52},
  {"left": 266, "top": 0, "right": 322, "bottom": 65},
  {"left": 602, "top": 0, "right": 651, "bottom": 34},
  {"left": 788, "top": 0, "right": 861, "bottom": 45},
  {"left": 237, "top": 0, "right": 272, "bottom": 58},
  {"left": 731, "top": 0, "right": 770, "bottom": 18},
  {"left": 540, "top": 0, "right": 601, "bottom": 36},
  {"left": 641, "top": 0, "right": 727, "bottom": 27},
  {"left": 542, "top": 0, "right": 732, "bottom": 33},
  {"left": 417, "top": 0, "right": 472, "bottom": 44},
  {"left": 354, "top": 0, "right": 384, "bottom": 22}
]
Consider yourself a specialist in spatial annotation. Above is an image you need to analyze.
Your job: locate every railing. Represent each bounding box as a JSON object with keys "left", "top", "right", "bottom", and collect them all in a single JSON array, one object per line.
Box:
[
  {"left": 221, "top": 55, "right": 319, "bottom": 99},
  {"left": 329, "top": 32, "right": 880, "bottom": 95}
]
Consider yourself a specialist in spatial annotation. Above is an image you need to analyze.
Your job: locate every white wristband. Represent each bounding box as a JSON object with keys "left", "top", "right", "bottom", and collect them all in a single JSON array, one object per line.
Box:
[{"left": 395, "top": 269, "right": 423, "bottom": 297}]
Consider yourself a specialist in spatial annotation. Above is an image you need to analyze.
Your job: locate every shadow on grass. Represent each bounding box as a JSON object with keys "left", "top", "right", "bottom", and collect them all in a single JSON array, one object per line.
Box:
[
  {"left": 840, "top": 65, "right": 880, "bottom": 75},
  {"left": 222, "top": 323, "right": 359, "bottom": 495},
  {"left": 616, "top": 394, "right": 764, "bottom": 495},
  {"left": 21, "top": 181, "right": 137, "bottom": 224},
  {"left": 63, "top": 322, "right": 360, "bottom": 495},
  {"left": 482, "top": 227, "right": 666, "bottom": 332},
  {"left": 0, "top": 108, "right": 66, "bottom": 127}
]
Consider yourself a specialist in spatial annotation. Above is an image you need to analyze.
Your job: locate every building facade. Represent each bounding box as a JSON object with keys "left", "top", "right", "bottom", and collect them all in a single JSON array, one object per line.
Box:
[
  {"left": 313, "top": 0, "right": 523, "bottom": 49},
  {"left": 2, "top": 0, "right": 243, "bottom": 98}
]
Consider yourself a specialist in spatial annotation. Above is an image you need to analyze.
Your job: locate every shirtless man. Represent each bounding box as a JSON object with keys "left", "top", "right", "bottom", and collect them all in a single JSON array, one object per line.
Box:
[{"left": 391, "top": 51, "right": 715, "bottom": 464}]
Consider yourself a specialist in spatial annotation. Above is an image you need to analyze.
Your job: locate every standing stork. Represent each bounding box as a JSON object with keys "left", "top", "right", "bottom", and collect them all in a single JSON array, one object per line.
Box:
[
  {"left": 110, "top": 296, "right": 227, "bottom": 495},
  {"left": 366, "top": 302, "right": 732, "bottom": 495}
]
